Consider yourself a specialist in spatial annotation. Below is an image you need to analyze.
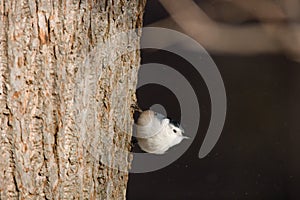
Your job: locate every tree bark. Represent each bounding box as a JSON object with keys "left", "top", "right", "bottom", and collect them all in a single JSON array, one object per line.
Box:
[{"left": 0, "top": 0, "right": 145, "bottom": 199}]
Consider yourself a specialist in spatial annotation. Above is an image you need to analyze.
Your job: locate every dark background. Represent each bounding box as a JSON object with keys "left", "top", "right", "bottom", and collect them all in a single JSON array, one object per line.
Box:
[{"left": 127, "top": 1, "right": 300, "bottom": 199}]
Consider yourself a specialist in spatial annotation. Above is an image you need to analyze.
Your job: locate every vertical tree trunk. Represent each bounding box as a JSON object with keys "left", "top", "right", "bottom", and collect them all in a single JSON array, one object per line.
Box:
[{"left": 0, "top": 0, "right": 145, "bottom": 199}]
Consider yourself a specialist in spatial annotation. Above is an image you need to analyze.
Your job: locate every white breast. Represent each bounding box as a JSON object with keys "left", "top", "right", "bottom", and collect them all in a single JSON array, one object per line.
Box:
[{"left": 137, "top": 122, "right": 184, "bottom": 154}]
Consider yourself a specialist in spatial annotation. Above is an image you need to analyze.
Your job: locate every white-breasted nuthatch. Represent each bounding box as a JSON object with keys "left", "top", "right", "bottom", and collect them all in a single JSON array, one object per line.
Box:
[{"left": 135, "top": 110, "right": 188, "bottom": 154}]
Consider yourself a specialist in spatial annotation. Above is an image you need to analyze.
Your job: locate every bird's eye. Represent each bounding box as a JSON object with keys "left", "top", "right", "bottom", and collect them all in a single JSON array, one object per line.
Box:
[{"left": 173, "top": 129, "right": 177, "bottom": 133}]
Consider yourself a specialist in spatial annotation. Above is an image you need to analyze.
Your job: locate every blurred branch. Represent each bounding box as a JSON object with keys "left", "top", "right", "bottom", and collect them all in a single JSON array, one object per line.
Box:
[
  {"left": 229, "top": 0, "right": 286, "bottom": 21},
  {"left": 281, "top": 0, "right": 300, "bottom": 20},
  {"left": 154, "top": 0, "right": 300, "bottom": 61}
]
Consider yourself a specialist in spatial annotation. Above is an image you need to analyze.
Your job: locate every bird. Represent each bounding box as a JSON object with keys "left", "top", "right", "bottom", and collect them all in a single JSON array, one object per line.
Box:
[{"left": 135, "top": 110, "right": 188, "bottom": 154}]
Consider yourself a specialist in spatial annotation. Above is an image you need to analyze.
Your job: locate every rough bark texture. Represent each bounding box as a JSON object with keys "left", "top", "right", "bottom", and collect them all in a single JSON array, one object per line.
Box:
[{"left": 0, "top": 0, "right": 145, "bottom": 199}]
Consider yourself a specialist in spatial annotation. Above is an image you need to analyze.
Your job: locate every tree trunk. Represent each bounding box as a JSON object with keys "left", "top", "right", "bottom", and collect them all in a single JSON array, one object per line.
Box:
[{"left": 0, "top": 0, "right": 145, "bottom": 199}]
